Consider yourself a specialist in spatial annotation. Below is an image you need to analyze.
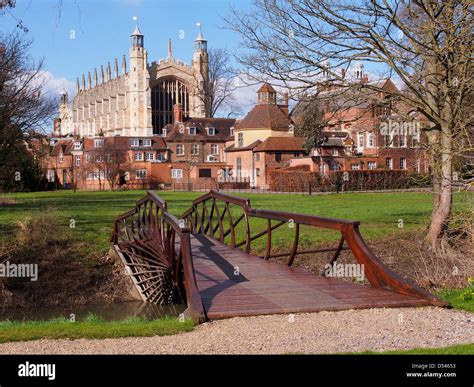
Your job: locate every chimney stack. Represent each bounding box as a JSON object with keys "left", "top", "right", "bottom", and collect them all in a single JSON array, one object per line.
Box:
[{"left": 173, "top": 103, "right": 183, "bottom": 123}]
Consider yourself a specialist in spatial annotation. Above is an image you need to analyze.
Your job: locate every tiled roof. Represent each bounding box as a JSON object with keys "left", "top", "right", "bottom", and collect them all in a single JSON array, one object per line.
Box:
[
  {"left": 254, "top": 137, "right": 306, "bottom": 152},
  {"left": 164, "top": 117, "right": 236, "bottom": 142},
  {"left": 235, "top": 104, "right": 292, "bottom": 131},
  {"left": 51, "top": 139, "right": 74, "bottom": 156},
  {"left": 257, "top": 83, "right": 276, "bottom": 93},
  {"left": 225, "top": 140, "right": 262, "bottom": 152}
]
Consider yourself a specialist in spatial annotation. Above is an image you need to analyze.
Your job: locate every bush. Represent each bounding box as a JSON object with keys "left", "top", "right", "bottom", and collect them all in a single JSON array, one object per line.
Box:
[{"left": 268, "top": 170, "right": 411, "bottom": 192}]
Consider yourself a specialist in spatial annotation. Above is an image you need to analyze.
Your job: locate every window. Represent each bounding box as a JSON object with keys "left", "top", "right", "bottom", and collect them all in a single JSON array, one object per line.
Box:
[
  {"left": 357, "top": 132, "right": 364, "bottom": 148},
  {"left": 86, "top": 154, "right": 91, "bottom": 163},
  {"left": 131, "top": 139, "right": 140, "bottom": 147},
  {"left": 385, "top": 134, "right": 392, "bottom": 147},
  {"left": 275, "top": 153, "right": 282, "bottom": 162},
  {"left": 236, "top": 157, "right": 242, "bottom": 177},
  {"left": 256, "top": 168, "right": 261, "bottom": 177},
  {"left": 143, "top": 139, "right": 152, "bottom": 147},
  {"left": 156, "top": 153, "right": 166, "bottom": 162},
  {"left": 134, "top": 152, "right": 143, "bottom": 161},
  {"left": 176, "top": 144, "right": 184, "bottom": 156},
  {"left": 191, "top": 144, "right": 199, "bottom": 155},
  {"left": 162, "top": 129, "right": 167, "bottom": 137},
  {"left": 386, "top": 158, "right": 393, "bottom": 170},
  {"left": 237, "top": 132, "right": 243, "bottom": 147},
  {"left": 211, "top": 144, "right": 219, "bottom": 155},
  {"left": 136, "top": 169, "right": 147, "bottom": 179},
  {"left": 75, "top": 155, "right": 81, "bottom": 167},
  {"left": 207, "top": 127, "right": 215, "bottom": 136},
  {"left": 400, "top": 157, "right": 407, "bottom": 170},
  {"left": 332, "top": 149, "right": 339, "bottom": 156},
  {"left": 74, "top": 142, "right": 81, "bottom": 150},
  {"left": 171, "top": 169, "right": 183, "bottom": 179},
  {"left": 367, "top": 132, "right": 374, "bottom": 147},
  {"left": 94, "top": 139, "right": 104, "bottom": 148},
  {"left": 368, "top": 161, "right": 377, "bottom": 170},
  {"left": 414, "top": 159, "right": 420, "bottom": 173},
  {"left": 199, "top": 169, "right": 212, "bottom": 178},
  {"left": 313, "top": 149, "right": 320, "bottom": 156},
  {"left": 189, "top": 127, "right": 197, "bottom": 136},
  {"left": 412, "top": 132, "right": 420, "bottom": 147},
  {"left": 255, "top": 153, "right": 260, "bottom": 162},
  {"left": 351, "top": 164, "right": 360, "bottom": 171},
  {"left": 399, "top": 135, "right": 406, "bottom": 147},
  {"left": 145, "top": 152, "right": 154, "bottom": 161},
  {"left": 230, "top": 127, "right": 234, "bottom": 136},
  {"left": 58, "top": 153, "right": 63, "bottom": 163}
]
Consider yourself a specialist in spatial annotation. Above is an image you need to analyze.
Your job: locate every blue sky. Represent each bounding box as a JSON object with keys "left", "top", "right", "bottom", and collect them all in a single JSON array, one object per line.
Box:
[{"left": 1, "top": 0, "right": 257, "bottom": 109}]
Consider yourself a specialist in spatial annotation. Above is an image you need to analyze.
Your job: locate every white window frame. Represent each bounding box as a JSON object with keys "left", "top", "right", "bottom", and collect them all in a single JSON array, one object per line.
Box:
[
  {"left": 131, "top": 139, "right": 140, "bottom": 147},
  {"left": 357, "top": 132, "right": 364, "bottom": 148},
  {"left": 145, "top": 152, "right": 154, "bottom": 161},
  {"left": 86, "top": 154, "right": 91, "bottom": 163},
  {"left": 176, "top": 144, "right": 184, "bottom": 156},
  {"left": 368, "top": 161, "right": 377, "bottom": 170},
  {"left": 75, "top": 155, "right": 81, "bottom": 167},
  {"left": 367, "top": 132, "right": 374, "bottom": 147},
  {"left": 143, "top": 139, "right": 152, "bottom": 147},
  {"left": 237, "top": 132, "right": 243, "bottom": 147},
  {"left": 191, "top": 144, "right": 199, "bottom": 155},
  {"left": 230, "top": 127, "right": 234, "bottom": 136},
  {"left": 189, "top": 127, "right": 197, "bottom": 136},
  {"left": 207, "top": 127, "right": 215, "bottom": 136},
  {"left": 134, "top": 152, "right": 143, "bottom": 161},
  {"left": 386, "top": 158, "right": 393, "bottom": 170},
  {"left": 400, "top": 157, "right": 407, "bottom": 170},
  {"left": 414, "top": 159, "right": 420, "bottom": 173},
  {"left": 94, "top": 139, "right": 104, "bottom": 148},
  {"left": 351, "top": 164, "right": 360, "bottom": 171},
  {"left": 332, "top": 149, "right": 339, "bottom": 156},
  {"left": 74, "top": 142, "right": 82, "bottom": 150},
  {"left": 211, "top": 144, "right": 219, "bottom": 155},
  {"left": 171, "top": 169, "right": 183, "bottom": 179},
  {"left": 136, "top": 169, "right": 147, "bottom": 179}
]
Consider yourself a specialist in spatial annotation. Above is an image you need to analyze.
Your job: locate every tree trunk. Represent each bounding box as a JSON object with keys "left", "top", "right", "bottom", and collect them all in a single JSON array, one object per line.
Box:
[{"left": 426, "top": 130, "right": 452, "bottom": 248}]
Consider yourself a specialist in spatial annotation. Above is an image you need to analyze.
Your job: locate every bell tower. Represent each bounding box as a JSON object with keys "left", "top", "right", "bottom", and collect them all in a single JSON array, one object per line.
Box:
[
  {"left": 193, "top": 23, "right": 208, "bottom": 117},
  {"left": 128, "top": 21, "right": 153, "bottom": 137}
]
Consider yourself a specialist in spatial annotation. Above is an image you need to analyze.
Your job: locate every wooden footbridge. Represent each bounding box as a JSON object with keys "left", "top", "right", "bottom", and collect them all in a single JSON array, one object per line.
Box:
[{"left": 111, "top": 190, "right": 446, "bottom": 323}]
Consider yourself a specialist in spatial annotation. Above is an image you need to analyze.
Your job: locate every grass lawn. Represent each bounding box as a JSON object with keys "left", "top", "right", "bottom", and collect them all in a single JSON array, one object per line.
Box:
[
  {"left": 437, "top": 289, "right": 474, "bottom": 313},
  {"left": 1, "top": 189, "right": 472, "bottom": 252},
  {"left": 357, "top": 343, "right": 474, "bottom": 355},
  {"left": 0, "top": 314, "right": 194, "bottom": 343}
]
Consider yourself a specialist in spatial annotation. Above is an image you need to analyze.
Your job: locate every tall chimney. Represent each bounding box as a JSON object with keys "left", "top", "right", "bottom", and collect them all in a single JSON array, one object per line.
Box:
[
  {"left": 281, "top": 92, "right": 289, "bottom": 115},
  {"left": 173, "top": 103, "right": 183, "bottom": 123}
]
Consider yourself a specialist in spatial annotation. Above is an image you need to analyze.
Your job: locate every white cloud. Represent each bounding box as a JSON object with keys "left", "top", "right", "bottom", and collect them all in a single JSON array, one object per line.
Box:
[{"left": 37, "top": 71, "right": 76, "bottom": 100}]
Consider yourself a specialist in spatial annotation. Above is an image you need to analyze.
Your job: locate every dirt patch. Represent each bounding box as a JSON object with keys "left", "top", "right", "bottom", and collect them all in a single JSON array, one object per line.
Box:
[{"left": 0, "top": 214, "right": 136, "bottom": 309}]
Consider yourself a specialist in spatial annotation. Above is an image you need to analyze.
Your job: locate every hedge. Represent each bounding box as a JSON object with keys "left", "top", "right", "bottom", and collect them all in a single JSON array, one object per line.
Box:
[{"left": 268, "top": 169, "right": 412, "bottom": 192}]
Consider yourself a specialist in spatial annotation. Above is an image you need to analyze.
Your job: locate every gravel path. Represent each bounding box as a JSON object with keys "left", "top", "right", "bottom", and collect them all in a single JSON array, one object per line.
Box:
[{"left": 1, "top": 307, "right": 473, "bottom": 354}]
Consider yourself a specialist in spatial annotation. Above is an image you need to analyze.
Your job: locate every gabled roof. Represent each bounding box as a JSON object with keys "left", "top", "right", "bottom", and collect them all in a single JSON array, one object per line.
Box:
[
  {"left": 51, "top": 139, "right": 74, "bottom": 156},
  {"left": 258, "top": 83, "right": 276, "bottom": 93},
  {"left": 235, "top": 104, "right": 292, "bottom": 131},
  {"left": 254, "top": 137, "right": 306, "bottom": 152}
]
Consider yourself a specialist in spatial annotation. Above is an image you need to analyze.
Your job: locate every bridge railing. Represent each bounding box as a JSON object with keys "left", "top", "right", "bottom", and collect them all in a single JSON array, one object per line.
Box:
[
  {"left": 181, "top": 190, "right": 446, "bottom": 307},
  {"left": 111, "top": 191, "right": 206, "bottom": 322}
]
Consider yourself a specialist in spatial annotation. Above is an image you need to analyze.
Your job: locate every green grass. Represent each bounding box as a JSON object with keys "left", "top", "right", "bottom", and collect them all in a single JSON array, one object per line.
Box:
[
  {"left": 437, "top": 288, "right": 474, "bottom": 313},
  {"left": 1, "top": 189, "right": 471, "bottom": 251},
  {"left": 0, "top": 314, "right": 194, "bottom": 343}
]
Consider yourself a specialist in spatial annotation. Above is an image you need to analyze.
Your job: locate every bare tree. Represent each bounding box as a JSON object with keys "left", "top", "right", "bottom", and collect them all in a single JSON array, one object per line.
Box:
[
  {"left": 82, "top": 140, "right": 131, "bottom": 191},
  {"left": 228, "top": 0, "right": 473, "bottom": 249},
  {"left": 200, "top": 48, "right": 241, "bottom": 118}
]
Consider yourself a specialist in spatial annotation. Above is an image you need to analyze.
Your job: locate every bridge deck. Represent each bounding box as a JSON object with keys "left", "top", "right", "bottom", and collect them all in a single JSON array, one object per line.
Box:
[{"left": 191, "top": 234, "right": 432, "bottom": 319}]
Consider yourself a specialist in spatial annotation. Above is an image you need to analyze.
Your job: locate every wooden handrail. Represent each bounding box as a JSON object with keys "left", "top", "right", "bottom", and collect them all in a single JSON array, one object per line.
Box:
[
  {"left": 110, "top": 191, "right": 206, "bottom": 322},
  {"left": 181, "top": 190, "right": 448, "bottom": 306}
]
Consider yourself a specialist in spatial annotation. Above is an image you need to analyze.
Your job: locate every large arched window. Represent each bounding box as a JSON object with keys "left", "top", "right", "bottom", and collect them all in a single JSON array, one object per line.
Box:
[{"left": 151, "top": 78, "right": 190, "bottom": 134}]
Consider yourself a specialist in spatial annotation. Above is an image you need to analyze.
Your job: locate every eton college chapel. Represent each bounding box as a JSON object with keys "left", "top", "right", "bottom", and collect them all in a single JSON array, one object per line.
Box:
[{"left": 45, "top": 25, "right": 427, "bottom": 191}]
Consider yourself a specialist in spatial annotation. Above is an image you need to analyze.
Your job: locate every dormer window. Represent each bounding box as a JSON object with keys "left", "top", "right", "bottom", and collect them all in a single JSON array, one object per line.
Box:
[
  {"left": 207, "top": 127, "right": 215, "bottom": 136},
  {"left": 74, "top": 142, "right": 82, "bottom": 150},
  {"left": 94, "top": 139, "right": 104, "bottom": 148},
  {"left": 131, "top": 139, "right": 140, "bottom": 147},
  {"left": 143, "top": 139, "right": 152, "bottom": 147},
  {"left": 230, "top": 127, "right": 234, "bottom": 136},
  {"left": 162, "top": 129, "right": 167, "bottom": 137},
  {"left": 189, "top": 127, "right": 197, "bottom": 136}
]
